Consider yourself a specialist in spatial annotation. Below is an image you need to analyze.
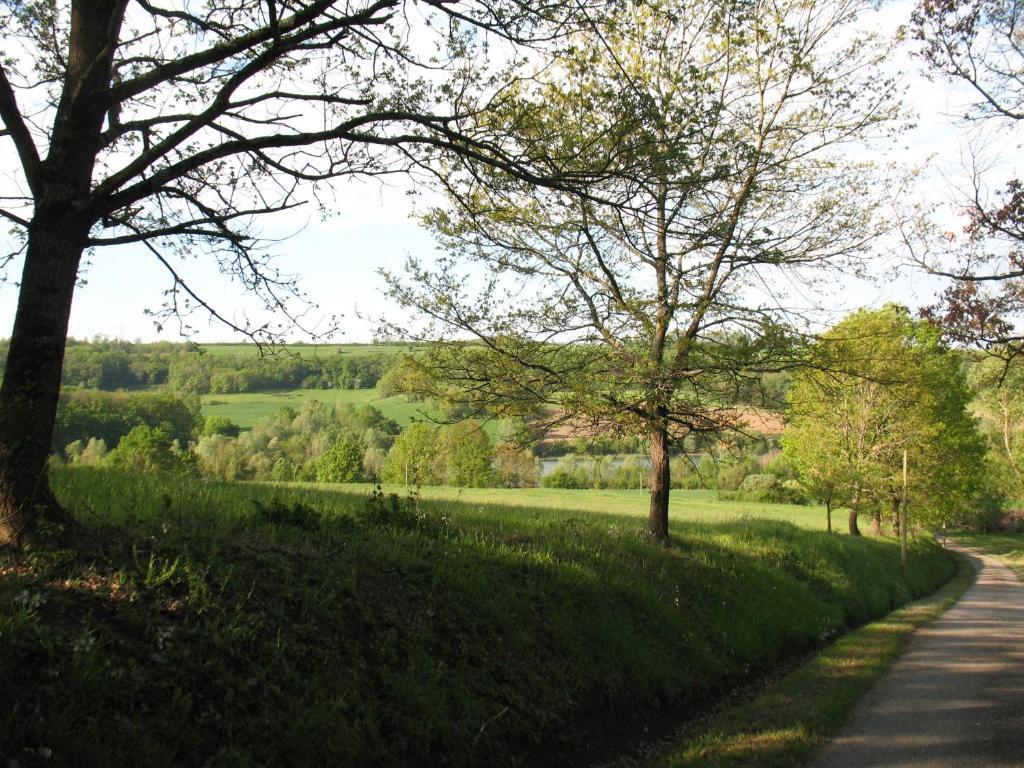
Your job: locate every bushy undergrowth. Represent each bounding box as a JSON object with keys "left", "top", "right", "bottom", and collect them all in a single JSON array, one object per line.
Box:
[{"left": 0, "top": 468, "right": 955, "bottom": 767}]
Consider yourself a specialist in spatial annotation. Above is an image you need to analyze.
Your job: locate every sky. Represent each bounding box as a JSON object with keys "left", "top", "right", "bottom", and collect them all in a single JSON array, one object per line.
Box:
[{"left": 0, "top": 0, "right": 1009, "bottom": 344}]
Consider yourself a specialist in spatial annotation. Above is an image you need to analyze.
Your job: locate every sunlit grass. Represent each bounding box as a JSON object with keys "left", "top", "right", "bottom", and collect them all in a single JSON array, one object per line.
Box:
[
  {"left": 198, "top": 342, "right": 426, "bottom": 357},
  {"left": 308, "top": 483, "right": 832, "bottom": 530},
  {"left": 200, "top": 387, "right": 440, "bottom": 428}
]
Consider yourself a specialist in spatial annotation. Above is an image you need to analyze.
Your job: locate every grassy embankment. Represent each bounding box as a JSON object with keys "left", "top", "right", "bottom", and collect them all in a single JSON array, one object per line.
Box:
[
  {"left": 2, "top": 469, "right": 956, "bottom": 767},
  {"left": 644, "top": 550, "right": 974, "bottom": 768}
]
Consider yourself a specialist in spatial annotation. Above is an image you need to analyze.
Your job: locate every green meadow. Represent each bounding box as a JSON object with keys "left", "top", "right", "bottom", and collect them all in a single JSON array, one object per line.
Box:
[
  {"left": 201, "top": 388, "right": 440, "bottom": 428},
  {"left": 304, "top": 483, "right": 832, "bottom": 530},
  {"left": 953, "top": 533, "right": 1024, "bottom": 579},
  {"left": 198, "top": 342, "right": 426, "bottom": 357}
]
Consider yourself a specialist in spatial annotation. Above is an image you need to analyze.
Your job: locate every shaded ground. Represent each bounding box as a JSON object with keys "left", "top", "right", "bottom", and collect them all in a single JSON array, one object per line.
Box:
[{"left": 807, "top": 544, "right": 1024, "bottom": 768}]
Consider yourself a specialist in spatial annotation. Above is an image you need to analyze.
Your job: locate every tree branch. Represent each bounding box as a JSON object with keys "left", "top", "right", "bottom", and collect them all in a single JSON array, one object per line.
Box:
[{"left": 0, "top": 64, "right": 41, "bottom": 194}]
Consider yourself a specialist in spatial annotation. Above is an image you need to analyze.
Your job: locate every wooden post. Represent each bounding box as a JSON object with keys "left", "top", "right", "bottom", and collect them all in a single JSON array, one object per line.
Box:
[{"left": 900, "top": 449, "right": 908, "bottom": 570}]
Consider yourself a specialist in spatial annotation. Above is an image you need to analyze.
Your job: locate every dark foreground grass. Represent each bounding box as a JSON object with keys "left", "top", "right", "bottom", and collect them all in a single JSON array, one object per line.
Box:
[
  {"left": 644, "top": 551, "right": 974, "bottom": 768},
  {"left": 1, "top": 469, "right": 956, "bottom": 768}
]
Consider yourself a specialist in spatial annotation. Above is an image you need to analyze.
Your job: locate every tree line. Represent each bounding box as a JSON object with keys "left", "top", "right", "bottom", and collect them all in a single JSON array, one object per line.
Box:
[
  {"left": 0, "top": 339, "right": 396, "bottom": 395},
  {"left": 43, "top": 304, "right": 1024, "bottom": 537}
]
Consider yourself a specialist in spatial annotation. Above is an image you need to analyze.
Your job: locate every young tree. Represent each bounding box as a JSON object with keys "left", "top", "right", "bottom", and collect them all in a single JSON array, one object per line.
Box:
[
  {"left": 315, "top": 441, "right": 363, "bottom": 483},
  {"left": 439, "top": 420, "right": 495, "bottom": 487},
  {"left": 784, "top": 306, "right": 989, "bottom": 535},
  {"left": 109, "top": 424, "right": 193, "bottom": 474},
  {"left": 385, "top": 0, "right": 899, "bottom": 539},
  {"left": 781, "top": 430, "right": 850, "bottom": 534},
  {"left": 382, "top": 423, "right": 442, "bottom": 486},
  {"left": 0, "top": 0, "right": 592, "bottom": 545},
  {"left": 493, "top": 443, "right": 539, "bottom": 487}
]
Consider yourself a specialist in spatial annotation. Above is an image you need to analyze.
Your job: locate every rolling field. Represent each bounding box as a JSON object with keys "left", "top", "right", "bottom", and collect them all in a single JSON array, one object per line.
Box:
[
  {"left": 200, "top": 386, "right": 509, "bottom": 439},
  {"left": 201, "top": 387, "right": 441, "bottom": 428},
  {"left": 304, "top": 483, "right": 831, "bottom": 530},
  {"left": 198, "top": 342, "right": 426, "bottom": 357}
]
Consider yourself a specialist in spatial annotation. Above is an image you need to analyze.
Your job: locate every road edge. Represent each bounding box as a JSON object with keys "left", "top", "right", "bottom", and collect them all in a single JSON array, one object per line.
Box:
[{"left": 640, "top": 548, "right": 975, "bottom": 768}]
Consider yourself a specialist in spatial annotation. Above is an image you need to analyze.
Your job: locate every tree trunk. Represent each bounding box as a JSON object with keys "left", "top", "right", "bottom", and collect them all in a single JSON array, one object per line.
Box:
[
  {"left": 825, "top": 500, "right": 832, "bottom": 534},
  {"left": 891, "top": 495, "right": 901, "bottom": 536},
  {"left": 648, "top": 424, "right": 670, "bottom": 541},
  {"left": 848, "top": 483, "right": 861, "bottom": 536},
  {"left": 0, "top": 0, "right": 125, "bottom": 547},
  {"left": 870, "top": 510, "right": 881, "bottom": 536},
  {"left": 0, "top": 219, "right": 87, "bottom": 545}
]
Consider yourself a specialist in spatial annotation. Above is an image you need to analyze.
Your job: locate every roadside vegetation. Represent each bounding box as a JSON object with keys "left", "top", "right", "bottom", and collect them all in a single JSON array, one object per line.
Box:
[
  {"left": 2, "top": 468, "right": 955, "bottom": 767},
  {"left": 648, "top": 554, "right": 975, "bottom": 768}
]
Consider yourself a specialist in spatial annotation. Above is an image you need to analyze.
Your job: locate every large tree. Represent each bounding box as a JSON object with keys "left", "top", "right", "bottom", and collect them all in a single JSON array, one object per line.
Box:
[
  {"left": 784, "top": 305, "right": 990, "bottom": 535},
  {"left": 384, "top": 0, "right": 900, "bottom": 539},
  {"left": 0, "top": 0, "right": 592, "bottom": 545},
  {"left": 911, "top": 0, "right": 1024, "bottom": 352}
]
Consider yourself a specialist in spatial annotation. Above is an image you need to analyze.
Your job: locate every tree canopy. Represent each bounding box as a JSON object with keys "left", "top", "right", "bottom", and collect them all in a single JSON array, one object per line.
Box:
[
  {"left": 386, "top": 0, "right": 900, "bottom": 538},
  {"left": 0, "top": 0, "right": 596, "bottom": 545},
  {"left": 911, "top": 0, "right": 1024, "bottom": 354},
  {"left": 784, "top": 305, "right": 993, "bottom": 534}
]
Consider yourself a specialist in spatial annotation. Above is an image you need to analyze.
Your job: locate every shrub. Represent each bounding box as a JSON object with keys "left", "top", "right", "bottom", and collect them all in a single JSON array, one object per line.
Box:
[
  {"left": 716, "top": 458, "right": 760, "bottom": 491},
  {"left": 315, "top": 441, "right": 363, "bottom": 483},
  {"left": 251, "top": 499, "right": 322, "bottom": 531},
  {"left": 542, "top": 468, "right": 587, "bottom": 489},
  {"left": 718, "top": 472, "right": 808, "bottom": 504}
]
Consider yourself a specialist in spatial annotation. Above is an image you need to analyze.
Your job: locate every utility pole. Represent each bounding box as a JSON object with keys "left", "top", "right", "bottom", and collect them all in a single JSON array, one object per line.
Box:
[{"left": 900, "top": 449, "right": 909, "bottom": 570}]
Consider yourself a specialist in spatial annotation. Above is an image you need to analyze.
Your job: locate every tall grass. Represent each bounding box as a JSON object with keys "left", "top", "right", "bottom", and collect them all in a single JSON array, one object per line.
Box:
[{"left": 0, "top": 468, "right": 955, "bottom": 767}]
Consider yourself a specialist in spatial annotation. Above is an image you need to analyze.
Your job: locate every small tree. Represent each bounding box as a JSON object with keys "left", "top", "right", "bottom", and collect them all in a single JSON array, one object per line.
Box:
[
  {"left": 440, "top": 421, "right": 495, "bottom": 487},
  {"left": 382, "top": 423, "right": 442, "bottom": 486},
  {"left": 109, "top": 425, "right": 192, "bottom": 474},
  {"left": 494, "top": 443, "right": 539, "bottom": 488},
  {"left": 315, "top": 441, "right": 363, "bottom": 484},
  {"left": 782, "top": 431, "right": 851, "bottom": 534}
]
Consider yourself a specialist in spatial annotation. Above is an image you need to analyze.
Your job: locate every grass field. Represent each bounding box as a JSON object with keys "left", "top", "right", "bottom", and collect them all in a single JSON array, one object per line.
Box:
[
  {"left": 0, "top": 468, "right": 956, "bottom": 767},
  {"left": 953, "top": 532, "right": 1024, "bottom": 579},
  {"left": 200, "top": 387, "right": 511, "bottom": 438},
  {"left": 198, "top": 342, "right": 426, "bottom": 357},
  {"left": 306, "top": 483, "right": 832, "bottom": 530},
  {"left": 200, "top": 388, "right": 442, "bottom": 428}
]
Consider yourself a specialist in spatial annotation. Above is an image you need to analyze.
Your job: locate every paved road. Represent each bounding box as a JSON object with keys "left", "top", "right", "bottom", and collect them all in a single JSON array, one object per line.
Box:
[{"left": 808, "top": 545, "right": 1024, "bottom": 768}]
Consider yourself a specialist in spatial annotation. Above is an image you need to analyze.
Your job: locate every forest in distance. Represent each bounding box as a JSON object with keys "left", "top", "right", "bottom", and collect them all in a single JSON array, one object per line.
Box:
[{"left": 7, "top": 303, "right": 1023, "bottom": 536}]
